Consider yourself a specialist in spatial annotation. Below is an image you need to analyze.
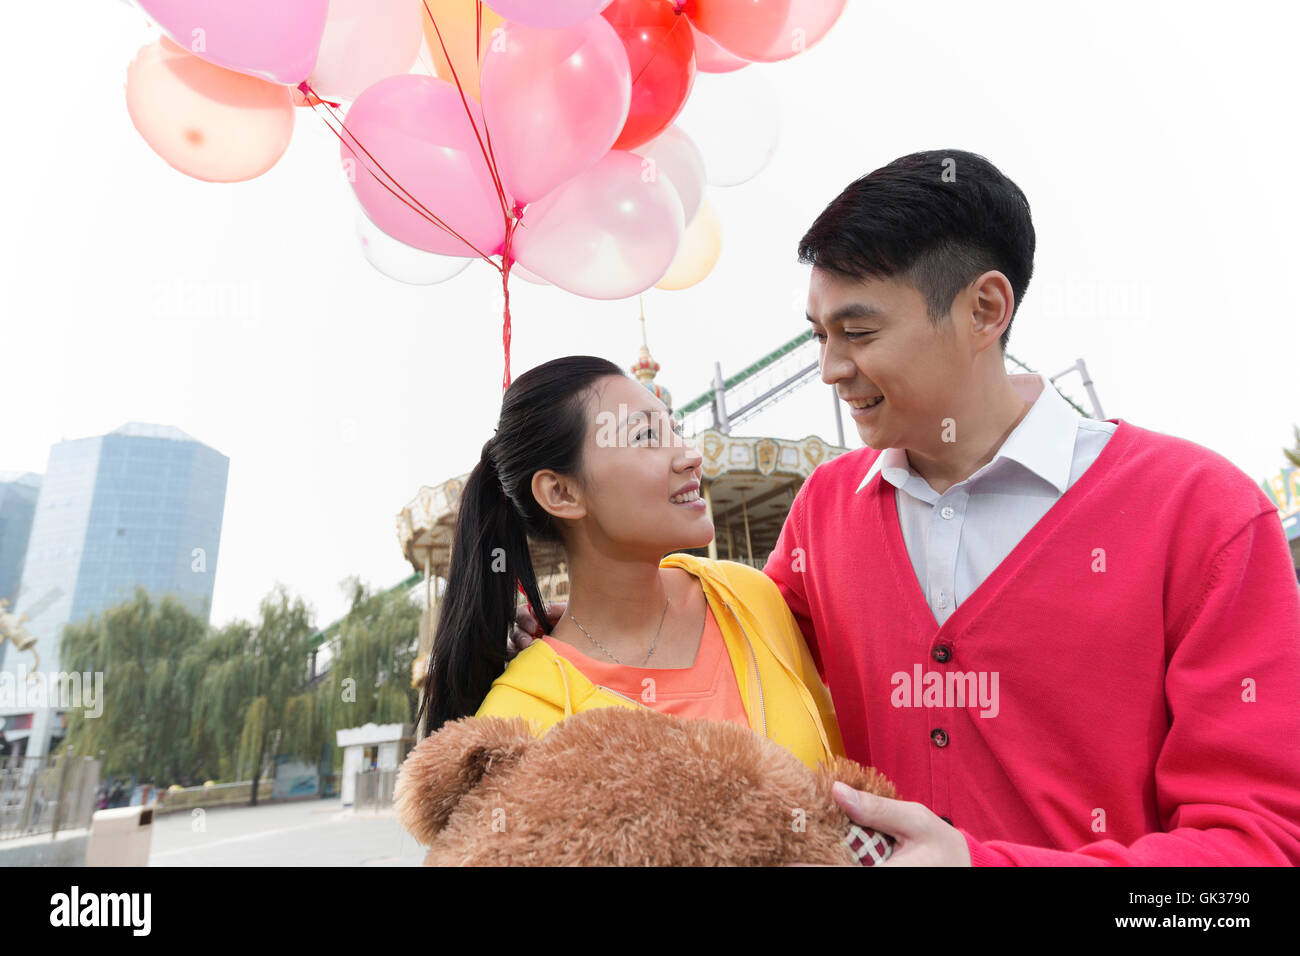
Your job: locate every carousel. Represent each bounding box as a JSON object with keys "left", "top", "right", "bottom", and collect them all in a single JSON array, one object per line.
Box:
[{"left": 397, "top": 306, "right": 852, "bottom": 695}]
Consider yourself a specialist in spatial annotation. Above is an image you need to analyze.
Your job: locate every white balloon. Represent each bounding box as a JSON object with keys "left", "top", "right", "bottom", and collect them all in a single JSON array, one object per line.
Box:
[
  {"left": 507, "top": 261, "right": 550, "bottom": 285},
  {"left": 308, "top": 0, "right": 424, "bottom": 103},
  {"left": 631, "top": 125, "right": 707, "bottom": 225},
  {"left": 513, "top": 150, "right": 684, "bottom": 300},
  {"left": 675, "top": 70, "right": 780, "bottom": 187},
  {"left": 355, "top": 206, "right": 473, "bottom": 285}
]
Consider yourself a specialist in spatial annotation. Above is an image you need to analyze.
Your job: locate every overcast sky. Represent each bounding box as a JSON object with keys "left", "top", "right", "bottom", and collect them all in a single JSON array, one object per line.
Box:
[{"left": 3, "top": 0, "right": 1297, "bottom": 632}]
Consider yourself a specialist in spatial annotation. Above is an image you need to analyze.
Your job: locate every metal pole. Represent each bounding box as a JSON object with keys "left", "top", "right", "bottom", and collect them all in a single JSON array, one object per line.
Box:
[
  {"left": 1051, "top": 358, "right": 1105, "bottom": 420},
  {"left": 702, "top": 481, "right": 718, "bottom": 560},
  {"left": 52, "top": 748, "right": 73, "bottom": 839},
  {"left": 832, "top": 384, "right": 845, "bottom": 446},
  {"left": 423, "top": 553, "right": 431, "bottom": 643},
  {"left": 741, "top": 492, "right": 754, "bottom": 565},
  {"left": 1075, "top": 357, "right": 1106, "bottom": 420},
  {"left": 19, "top": 756, "right": 38, "bottom": 835},
  {"left": 712, "top": 363, "right": 730, "bottom": 436}
]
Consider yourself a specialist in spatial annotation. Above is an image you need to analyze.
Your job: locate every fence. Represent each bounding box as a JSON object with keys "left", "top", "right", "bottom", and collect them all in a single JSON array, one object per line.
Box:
[
  {"left": 0, "top": 751, "right": 101, "bottom": 842},
  {"left": 154, "top": 780, "right": 275, "bottom": 815},
  {"left": 353, "top": 767, "right": 397, "bottom": 811}
]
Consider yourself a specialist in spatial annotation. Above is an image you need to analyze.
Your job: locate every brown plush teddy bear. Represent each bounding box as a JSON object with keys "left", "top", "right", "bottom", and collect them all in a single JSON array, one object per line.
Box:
[{"left": 394, "top": 705, "right": 898, "bottom": 866}]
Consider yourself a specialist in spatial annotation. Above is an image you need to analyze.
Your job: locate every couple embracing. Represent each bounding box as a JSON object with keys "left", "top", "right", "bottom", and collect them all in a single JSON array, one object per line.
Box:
[{"left": 416, "top": 149, "right": 1300, "bottom": 866}]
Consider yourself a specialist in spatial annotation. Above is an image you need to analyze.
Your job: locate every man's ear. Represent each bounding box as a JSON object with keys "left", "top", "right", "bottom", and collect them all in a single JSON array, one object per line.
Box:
[
  {"left": 394, "top": 716, "right": 536, "bottom": 845},
  {"left": 964, "top": 270, "right": 1014, "bottom": 354},
  {"left": 531, "top": 468, "right": 586, "bottom": 523}
]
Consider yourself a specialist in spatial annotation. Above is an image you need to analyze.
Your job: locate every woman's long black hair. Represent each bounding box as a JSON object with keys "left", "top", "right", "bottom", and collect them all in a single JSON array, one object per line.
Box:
[{"left": 414, "top": 355, "right": 627, "bottom": 736}]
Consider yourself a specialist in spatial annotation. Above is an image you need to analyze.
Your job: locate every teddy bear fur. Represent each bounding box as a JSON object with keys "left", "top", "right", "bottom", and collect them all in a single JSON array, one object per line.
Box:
[{"left": 394, "top": 705, "right": 897, "bottom": 866}]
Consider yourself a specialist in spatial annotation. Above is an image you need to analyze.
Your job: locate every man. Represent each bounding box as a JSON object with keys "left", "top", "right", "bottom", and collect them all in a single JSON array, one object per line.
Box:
[
  {"left": 767, "top": 148, "right": 1300, "bottom": 864},
  {"left": 514, "top": 149, "right": 1300, "bottom": 865}
]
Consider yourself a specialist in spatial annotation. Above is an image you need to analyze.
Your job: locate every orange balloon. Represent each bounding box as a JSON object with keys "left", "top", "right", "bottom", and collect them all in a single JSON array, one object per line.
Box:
[
  {"left": 420, "top": 0, "right": 503, "bottom": 101},
  {"left": 655, "top": 199, "right": 721, "bottom": 291},
  {"left": 125, "top": 37, "right": 295, "bottom": 182}
]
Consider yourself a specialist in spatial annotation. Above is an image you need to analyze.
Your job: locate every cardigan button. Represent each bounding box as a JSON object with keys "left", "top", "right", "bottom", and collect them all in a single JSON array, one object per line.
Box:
[
  {"left": 932, "top": 643, "right": 952, "bottom": 663},
  {"left": 931, "top": 728, "right": 949, "bottom": 747}
]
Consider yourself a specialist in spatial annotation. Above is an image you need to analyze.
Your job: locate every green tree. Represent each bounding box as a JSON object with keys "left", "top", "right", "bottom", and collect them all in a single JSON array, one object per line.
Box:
[
  {"left": 230, "top": 585, "right": 316, "bottom": 805},
  {"left": 318, "top": 577, "right": 422, "bottom": 763},
  {"left": 188, "top": 620, "right": 258, "bottom": 783},
  {"left": 60, "top": 588, "right": 210, "bottom": 784}
]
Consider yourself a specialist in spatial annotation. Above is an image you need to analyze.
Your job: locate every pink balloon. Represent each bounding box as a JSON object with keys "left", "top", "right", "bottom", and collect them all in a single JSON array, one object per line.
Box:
[
  {"left": 480, "top": 18, "right": 631, "bottom": 205},
  {"left": 308, "top": 0, "right": 424, "bottom": 102},
  {"left": 689, "top": 21, "right": 751, "bottom": 73},
  {"left": 136, "top": 0, "right": 329, "bottom": 84},
  {"left": 341, "top": 74, "right": 506, "bottom": 257},
  {"left": 125, "top": 36, "right": 295, "bottom": 183},
  {"left": 513, "top": 150, "right": 685, "bottom": 300},
  {"left": 486, "top": 0, "right": 613, "bottom": 29}
]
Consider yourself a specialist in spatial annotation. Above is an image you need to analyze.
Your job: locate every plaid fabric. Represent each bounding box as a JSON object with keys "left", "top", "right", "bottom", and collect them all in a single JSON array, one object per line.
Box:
[{"left": 845, "top": 824, "right": 894, "bottom": 865}]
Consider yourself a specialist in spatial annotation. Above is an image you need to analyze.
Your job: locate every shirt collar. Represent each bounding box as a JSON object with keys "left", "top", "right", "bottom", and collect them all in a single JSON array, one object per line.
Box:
[{"left": 854, "top": 373, "right": 1081, "bottom": 495}]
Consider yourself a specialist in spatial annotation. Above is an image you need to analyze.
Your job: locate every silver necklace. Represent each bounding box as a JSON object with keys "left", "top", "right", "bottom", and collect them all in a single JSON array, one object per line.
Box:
[{"left": 568, "top": 597, "right": 670, "bottom": 666}]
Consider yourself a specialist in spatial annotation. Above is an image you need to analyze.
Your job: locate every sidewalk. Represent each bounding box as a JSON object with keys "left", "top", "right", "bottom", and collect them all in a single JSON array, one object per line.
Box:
[{"left": 148, "top": 796, "right": 427, "bottom": 866}]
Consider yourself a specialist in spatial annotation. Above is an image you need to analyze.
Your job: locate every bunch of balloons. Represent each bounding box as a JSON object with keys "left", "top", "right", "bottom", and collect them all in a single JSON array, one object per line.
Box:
[{"left": 123, "top": 0, "right": 847, "bottom": 383}]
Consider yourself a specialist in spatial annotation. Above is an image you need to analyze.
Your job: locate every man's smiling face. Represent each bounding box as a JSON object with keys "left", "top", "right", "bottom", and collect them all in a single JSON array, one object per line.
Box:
[{"left": 807, "top": 266, "right": 966, "bottom": 450}]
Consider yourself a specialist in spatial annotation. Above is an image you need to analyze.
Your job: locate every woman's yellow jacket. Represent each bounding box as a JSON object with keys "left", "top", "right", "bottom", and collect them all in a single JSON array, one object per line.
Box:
[{"left": 475, "top": 552, "right": 846, "bottom": 770}]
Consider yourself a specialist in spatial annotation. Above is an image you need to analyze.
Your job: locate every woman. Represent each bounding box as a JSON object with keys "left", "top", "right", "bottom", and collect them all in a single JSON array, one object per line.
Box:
[{"left": 414, "top": 356, "right": 844, "bottom": 770}]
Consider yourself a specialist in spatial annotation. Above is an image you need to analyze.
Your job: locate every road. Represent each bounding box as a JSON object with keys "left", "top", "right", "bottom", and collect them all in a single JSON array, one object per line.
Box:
[{"left": 147, "top": 797, "right": 427, "bottom": 866}]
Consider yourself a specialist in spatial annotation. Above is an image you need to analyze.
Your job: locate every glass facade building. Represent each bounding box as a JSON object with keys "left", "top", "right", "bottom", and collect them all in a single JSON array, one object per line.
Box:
[
  {"left": 2, "top": 424, "right": 228, "bottom": 756},
  {"left": 0, "top": 472, "right": 41, "bottom": 613}
]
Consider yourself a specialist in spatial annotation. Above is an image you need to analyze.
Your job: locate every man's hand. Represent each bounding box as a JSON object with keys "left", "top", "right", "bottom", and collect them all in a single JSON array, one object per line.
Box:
[
  {"left": 831, "top": 781, "right": 971, "bottom": 866},
  {"left": 508, "top": 601, "right": 565, "bottom": 658}
]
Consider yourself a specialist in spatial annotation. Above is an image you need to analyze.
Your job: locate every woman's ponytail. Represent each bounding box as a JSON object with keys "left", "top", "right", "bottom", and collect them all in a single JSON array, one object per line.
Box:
[
  {"left": 414, "top": 356, "right": 626, "bottom": 736},
  {"left": 416, "top": 440, "right": 541, "bottom": 735}
]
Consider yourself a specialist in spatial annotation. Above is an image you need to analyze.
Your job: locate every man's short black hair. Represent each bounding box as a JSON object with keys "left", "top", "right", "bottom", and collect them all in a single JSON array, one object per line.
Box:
[{"left": 798, "top": 149, "right": 1036, "bottom": 352}]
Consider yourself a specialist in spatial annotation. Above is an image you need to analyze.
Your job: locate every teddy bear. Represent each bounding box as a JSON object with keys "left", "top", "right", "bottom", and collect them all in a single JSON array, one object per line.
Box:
[{"left": 394, "top": 705, "right": 899, "bottom": 866}]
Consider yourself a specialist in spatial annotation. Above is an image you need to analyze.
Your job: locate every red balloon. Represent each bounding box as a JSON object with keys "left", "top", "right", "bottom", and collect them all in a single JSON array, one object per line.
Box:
[
  {"left": 602, "top": 0, "right": 697, "bottom": 151},
  {"left": 683, "top": 0, "right": 844, "bottom": 63}
]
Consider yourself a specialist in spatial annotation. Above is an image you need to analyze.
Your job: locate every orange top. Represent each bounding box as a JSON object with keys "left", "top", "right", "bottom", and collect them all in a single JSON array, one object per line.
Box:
[{"left": 542, "top": 603, "right": 750, "bottom": 726}]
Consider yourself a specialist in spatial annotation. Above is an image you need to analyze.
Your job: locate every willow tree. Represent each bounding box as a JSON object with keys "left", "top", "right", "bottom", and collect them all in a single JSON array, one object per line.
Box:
[
  {"left": 198, "top": 584, "right": 316, "bottom": 806},
  {"left": 188, "top": 620, "right": 257, "bottom": 783},
  {"left": 317, "top": 577, "right": 422, "bottom": 762},
  {"left": 59, "top": 587, "right": 210, "bottom": 784}
]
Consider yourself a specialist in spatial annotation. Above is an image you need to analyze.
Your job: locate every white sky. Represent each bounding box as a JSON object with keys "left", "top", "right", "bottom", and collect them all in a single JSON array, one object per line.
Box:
[{"left": 3, "top": 0, "right": 1298, "bottom": 632}]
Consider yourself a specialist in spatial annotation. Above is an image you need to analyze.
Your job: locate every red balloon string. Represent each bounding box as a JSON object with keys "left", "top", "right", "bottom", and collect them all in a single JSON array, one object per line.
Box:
[
  {"left": 303, "top": 4, "right": 522, "bottom": 395},
  {"left": 420, "top": 0, "right": 521, "bottom": 393},
  {"left": 422, "top": 3, "right": 512, "bottom": 229},
  {"left": 500, "top": 202, "right": 525, "bottom": 392},
  {"left": 297, "top": 79, "right": 499, "bottom": 264}
]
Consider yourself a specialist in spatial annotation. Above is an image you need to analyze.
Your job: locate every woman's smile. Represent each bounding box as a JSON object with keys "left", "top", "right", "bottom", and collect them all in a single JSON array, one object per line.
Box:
[{"left": 669, "top": 479, "right": 707, "bottom": 510}]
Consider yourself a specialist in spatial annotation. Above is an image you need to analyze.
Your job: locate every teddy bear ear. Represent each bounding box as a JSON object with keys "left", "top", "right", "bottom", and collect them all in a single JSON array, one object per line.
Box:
[
  {"left": 823, "top": 755, "right": 898, "bottom": 801},
  {"left": 394, "top": 715, "right": 536, "bottom": 845}
]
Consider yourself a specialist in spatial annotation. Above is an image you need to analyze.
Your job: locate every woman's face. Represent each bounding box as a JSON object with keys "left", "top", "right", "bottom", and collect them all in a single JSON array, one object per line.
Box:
[{"left": 534, "top": 374, "right": 714, "bottom": 559}]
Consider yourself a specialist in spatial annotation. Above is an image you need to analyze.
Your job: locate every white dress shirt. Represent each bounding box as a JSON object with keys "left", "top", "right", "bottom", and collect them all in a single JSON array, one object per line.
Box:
[{"left": 854, "top": 373, "right": 1117, "bottom": 627}]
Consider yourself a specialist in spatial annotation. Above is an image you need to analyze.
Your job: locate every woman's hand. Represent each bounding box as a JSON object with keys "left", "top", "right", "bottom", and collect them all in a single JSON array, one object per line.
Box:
[{"left": 508, "top": 601, "right": 566, "bottom": 658}]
